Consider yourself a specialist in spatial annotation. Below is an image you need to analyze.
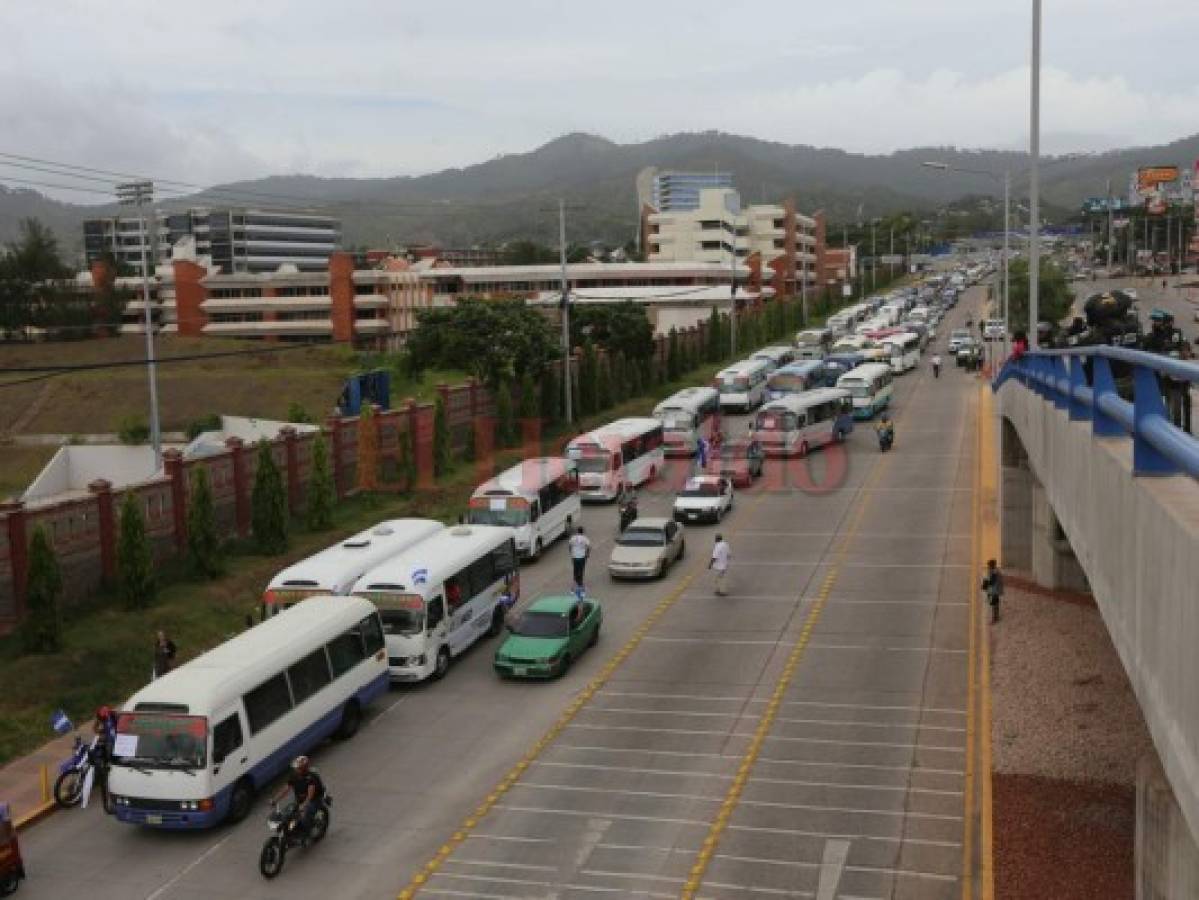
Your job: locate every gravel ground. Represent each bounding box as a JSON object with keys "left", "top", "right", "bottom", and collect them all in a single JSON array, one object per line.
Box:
[
  {"left": 991, "top": 584, "right": 1153, "bottom": 784},
  {"left": 991, "top": 580, "right": 1153, "bottom": 899},
  {"left": 994, "top": 774, "right": 1135, "bottom": 900}
]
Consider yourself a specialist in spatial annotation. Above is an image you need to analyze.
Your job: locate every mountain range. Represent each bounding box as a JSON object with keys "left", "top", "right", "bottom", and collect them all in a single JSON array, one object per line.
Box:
[{"left": 3, "top": 130, "right": 1197, "bottom": 261}]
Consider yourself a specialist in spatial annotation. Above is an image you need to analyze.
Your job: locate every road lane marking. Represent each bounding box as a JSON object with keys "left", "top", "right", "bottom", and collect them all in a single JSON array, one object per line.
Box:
[
  {"left": 978, "top": 382, "right": 998, "bottom": 900},
  {"left": 755, "top": 734, "right": 966, "bottom": 752},
  {"left": 396, "top": 489, "right": 773, "bottom": 899},
  {"left": 596, "top": 691, "right": 967, "bottom": 714},
  {"left": 143, "top": 833, "right": 234, "bottom": 900},
  {"left": 818, "top": 838, "right": 850, "bottom": 900},
  {"left": 442, "top": 858, "right": 560, "bottom": 872},
  {"left": 729, "top": 821, "right": 960, "bottom": 848},
  {"left": 962, "top": 362, "right": 983, "bottom": 899}
]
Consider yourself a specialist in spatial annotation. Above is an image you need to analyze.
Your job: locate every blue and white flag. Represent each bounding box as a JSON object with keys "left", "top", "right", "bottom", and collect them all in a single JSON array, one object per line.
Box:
[
  {"left": 411, "top": 568, "right": 429, "bottom": 586},
  {"left": 50, "top": 709, "right": 73, "bottom": 735}
]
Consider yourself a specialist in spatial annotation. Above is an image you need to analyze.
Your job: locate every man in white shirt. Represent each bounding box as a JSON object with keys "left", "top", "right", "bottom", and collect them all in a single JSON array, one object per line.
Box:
[
  {"left": 709, "top": 533, "right": 731, "bottom": 596},
  {"left": 568, "top": 526, "right": 592, "bottom": 594}
]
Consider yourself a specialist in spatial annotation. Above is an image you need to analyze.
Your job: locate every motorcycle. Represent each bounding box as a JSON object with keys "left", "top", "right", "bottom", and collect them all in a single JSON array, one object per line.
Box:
[
  {"left": 54, "top": 736, "right": 108, "bottom": 811},
  {"left": 617, "top": 499, "right": 638, "bottom": 533},
  {"left": 877, "top": 426, "right": 894, "bottom": 453},
  {"left": 259, "top": 795, "right": 332, "bottom": 879}
]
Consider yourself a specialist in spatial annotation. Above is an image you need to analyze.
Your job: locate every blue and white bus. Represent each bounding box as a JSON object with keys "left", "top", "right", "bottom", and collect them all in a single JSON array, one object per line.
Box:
[
  {"left": 751, "top": 389, "right": 854, "bottom": 457},
  {"left": 766, "top": 361, "right": 829, "bottom": 401},
  {"left": 822, "top": 352, "right": 866, "bottom": 386},
  {"left": 714, "top": 359, "right": 771, "bottom": 412},
  {"left": 881, "top": 332, "right": 921, "bottom": 374},
  {"left": 109, "top": 596, "right": 389, "bottom": 829},
  {"left": 837, "top": 362, "right": 894, "bottom": 419}
]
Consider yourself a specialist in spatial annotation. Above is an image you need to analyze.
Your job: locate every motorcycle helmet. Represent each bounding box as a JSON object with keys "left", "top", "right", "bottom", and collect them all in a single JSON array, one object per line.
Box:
[{"left": 292, "top": 755, "right": 310, "bottom": 773}]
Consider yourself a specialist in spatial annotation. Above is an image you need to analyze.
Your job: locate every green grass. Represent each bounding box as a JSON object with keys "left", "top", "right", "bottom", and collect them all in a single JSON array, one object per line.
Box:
[
  {"left": 0, "top": 446, "right": 56, "bottom": 499},
  {"left": 0, "top": 305, "right": 846, "bottom": 766}
]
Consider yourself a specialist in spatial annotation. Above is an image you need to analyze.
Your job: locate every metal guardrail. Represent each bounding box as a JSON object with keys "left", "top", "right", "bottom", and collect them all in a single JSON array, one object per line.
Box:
[{"left": 993, "top": 346, "right": 1199, "bottom": 477}]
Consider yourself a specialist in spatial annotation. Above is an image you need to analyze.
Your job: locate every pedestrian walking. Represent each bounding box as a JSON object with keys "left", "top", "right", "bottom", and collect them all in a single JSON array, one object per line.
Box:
[
  {"left": 981, "top": 559, "right": 1004, "bottom": 623},
  {"left": 709, "top": 533, "right": 731, "bottom": 596},
  {"left": 568, "top": 526, "right": 592, "bottom": 596},
  {"left": 695, "top": 435, "right": 710, "bottom": 475},
  {"left": 152, "top": 629, "right": 177, "bottom": 679},
  {"left": 931, "top": 354, "right": 942, "bottom": 378}
]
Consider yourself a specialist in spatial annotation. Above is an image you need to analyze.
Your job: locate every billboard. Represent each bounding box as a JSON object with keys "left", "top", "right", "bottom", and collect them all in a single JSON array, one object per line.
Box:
[{"left": 1137, "top": 165, "right": 1180, "bottom": 195}]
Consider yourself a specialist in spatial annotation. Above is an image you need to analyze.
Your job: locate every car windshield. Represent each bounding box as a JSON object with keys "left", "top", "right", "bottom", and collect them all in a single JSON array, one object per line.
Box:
[
  {"left": 369, "top": 593, "right": 426, "bottom": 636},
  {"left": 467, "top": 504, "right": 529, "bottom": 528},
  {"left": 618, "top": 528, "right": 666, "bottom": 547},
  {"left": 573, "top": 454, "right": 611, "bottom": 474},
  {"left": 512, "top": 610, "right": 569, "bottom": 638},
  {"left": 113, "top": 713, "right": 208, "bottom": 770},
  {"left": 679, "top": 481, "right": 721, "bottom": 498}
]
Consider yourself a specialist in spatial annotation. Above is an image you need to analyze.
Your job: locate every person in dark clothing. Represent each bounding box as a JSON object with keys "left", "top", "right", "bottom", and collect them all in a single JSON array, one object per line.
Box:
[
  {"left": 1144, "top": 310, "right": 1187, "bottom": 427},
  {"left": 153, "top": 630, "right": 177, "bottom": 679},
  {"left": 274, "top": 755, "right": 325, "bottom": 841},
  {"left": 981, "top": 559, "right": 1004, "bottom": 624}
]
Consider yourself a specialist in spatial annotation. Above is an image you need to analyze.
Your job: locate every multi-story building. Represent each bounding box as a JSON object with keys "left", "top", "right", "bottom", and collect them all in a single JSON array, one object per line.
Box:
[
  {"left": 83, "top": 207, "right": 341, "bottom": 275},
  {"left": 636, "top": 168, "right": 734, "bottom": 213},
  {"left": 645, "top": 187, "right": 819, "bottom": 299}
]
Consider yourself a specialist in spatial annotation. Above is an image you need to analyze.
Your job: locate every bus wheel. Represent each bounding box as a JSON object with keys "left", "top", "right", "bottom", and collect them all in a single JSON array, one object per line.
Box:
[
  {"left": 433, "top": 647, "right": 451, "bottom": 680},
  {"left": 335, "top": 701, "right": 362, "bottom": 740},
  {"left": 227, "top": 778, "right": 254, "bottom": 824}
]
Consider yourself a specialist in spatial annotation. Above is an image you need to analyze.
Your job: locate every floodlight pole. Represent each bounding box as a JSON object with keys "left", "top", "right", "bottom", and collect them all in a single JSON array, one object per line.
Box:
[{"left": 117, "top": 180, "right": 161, "bottom": 469}]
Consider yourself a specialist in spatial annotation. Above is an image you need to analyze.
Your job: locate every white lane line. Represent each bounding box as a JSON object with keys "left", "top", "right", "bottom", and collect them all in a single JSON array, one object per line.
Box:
[
  {"left": 749, "top": 776, "right": 961, "bottom": 798},
  {"left": 582, "top": 707, "right": 966, "bottom": 734},
  {"left": 566, "top": 722, "right": 736, "bottom": 737},
  {"left": 598, "top": 689, "right": 753, "bottom": 703},
  {"left": 770, "top": 717, "right": 965, "bottom": 734},
  {"left": 580, "top": 869, "right": 684, "bottom": 884},
  {"left": 513, "top": 782, "right": 962, "bottom": 821},
  {"left": 728, "top": 562, "right": 970, "bottom": 568},
  {"left": 552, "top": 744, "right": 966, "bottom": 775},
  {"left": 816, "top": 839, "right": 851, "bottom": 900},
  {"left": 804, "top": 643, "right": 968, "bottom": 654},
  {"left": 442, "top": 858, "right": 560, "bottom": 873},
  {"left": 719, "top": 851, "right": 957, "bottom": 884},
  {"left": 376, "top": 692, "right": 409, "bottom": 719},
  {"left": 144, "top": 834, "right": 234, "bottom": 900},
  {"left": 728, "top": 822, "right": 961, "bottom": 849},
  {"left": 641, "top": 636, "right": 793, "bottom": 646},
  {"left": 823, "top": 598, "right": 969, "bottom": 606},
  {"left": 757, "top": 734, "right": 966, "bottom": 752},
  {"left": 597, "top": 690, "right": 968, "bottom": 715},
  {"left": 429, "top": 872, "right": 644, "bottom": 895},
  {"left": 421, "top": 888, "right": 513, "bottom": 900},
  {"left": 734, "top": 530, "right": 970, "bottom": 537},
  {"left": 585, "top": 706, "right": 752, "bottom": 719},
  {"left": 466, "top": 833, "right": 557, "bottom": 844},
  {"left": 492, "top": 803, "right": 708, "bottom": 827}
]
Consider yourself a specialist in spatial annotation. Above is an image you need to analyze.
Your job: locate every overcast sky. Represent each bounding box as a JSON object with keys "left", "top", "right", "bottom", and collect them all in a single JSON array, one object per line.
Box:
[{"left": 2, "top": 0, "right": 1197, "bottom": 200}]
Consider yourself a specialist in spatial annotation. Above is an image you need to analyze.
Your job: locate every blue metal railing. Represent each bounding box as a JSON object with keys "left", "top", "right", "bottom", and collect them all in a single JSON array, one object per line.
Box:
[{"left": 993, "top": 346, "right": 1199, "bottom": 477}]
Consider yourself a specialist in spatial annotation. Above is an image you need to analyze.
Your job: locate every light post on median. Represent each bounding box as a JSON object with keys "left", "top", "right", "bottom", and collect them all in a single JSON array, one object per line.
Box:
[
  {"left": 1029, "top": 0, "right": 1042, "bottom": 347},
  {"left": 116, "top": 180, "right": 162, "bottom": 470}
]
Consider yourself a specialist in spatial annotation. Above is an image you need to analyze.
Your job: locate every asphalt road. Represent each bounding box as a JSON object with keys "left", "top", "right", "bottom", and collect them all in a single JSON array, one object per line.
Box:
[{"left": 18, "top": 290, "right": 986, "bottom": 900}]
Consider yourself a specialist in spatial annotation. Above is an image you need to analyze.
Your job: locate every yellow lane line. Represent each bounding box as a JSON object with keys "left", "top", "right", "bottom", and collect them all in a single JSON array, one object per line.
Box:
[
  {"left": 680, "top": 440, "right": 892, "bottom": 900},
  {"left": 396, "top": 490, "right": 771, "bottom": 899},
  {"left": 978, "top": 383, "right": 998, "bottom": 899}
]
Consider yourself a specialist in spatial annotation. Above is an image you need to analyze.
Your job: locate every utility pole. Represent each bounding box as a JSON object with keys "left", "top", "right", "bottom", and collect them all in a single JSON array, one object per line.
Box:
[
  {"left": 557, "top": 198, "right": 573, "bottom": 425},
  {"left": 889, "top": 225, "right": 895, "bottom": 282},
  {"left": 1028, "top": 0, "right": 1042, "bottom": 347},
  {"left": 1106, "top": 178, "right": 1114, "bottom": 272},
  {"left": 1002, "top": 170, "right": 1011, "bottom": 357},
  {"left": 729, "top": 225, "right": 738, "bottom": 356},
  {"left": 117, "top": 180, "right": 162, "bottom": 469},
  {"left": 870, "top": 220, "right": 877, "bottom": 293}
]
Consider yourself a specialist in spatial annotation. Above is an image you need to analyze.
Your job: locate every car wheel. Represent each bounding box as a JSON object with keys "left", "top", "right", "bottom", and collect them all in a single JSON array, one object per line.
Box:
[
  {"left": 487, "top": 606, "right": 506, "bottom": 638},
  {"left": 678, "top": 540, "right": 686, "bottom": 560},
  {"left": 587, "top": 624, "right": 600, "bottom": 648},
  {"left": 335, "top": 700, "right": 362, "bottom": 740},
  {"left": 557, "top": 653, "right": 573, "bottom": 678}
]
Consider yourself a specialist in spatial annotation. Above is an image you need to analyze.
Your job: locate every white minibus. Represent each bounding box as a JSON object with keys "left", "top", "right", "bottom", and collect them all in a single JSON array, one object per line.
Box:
[
  {"left": 837, "top": 363, "right": 894, "bottom": 419},
  {"left": 794, "top": 328, "right": 832, "bottom": 360},
  {"left": 881, "top": 331, "right": 921, "bottom": 374},
  {"left": 749, "top": 345, "right": 797, "bottom": 372},
  {"left": 263, "top": 519, "right": 445, "bottom": 610},
  {"left": 653, "top": 386, "right": 720, "bottom": 458},
  {"left": 714, "top": 358, "right": 771, "bottom": 412},
  {"left": 752, "top": 389, "right": 855, "bottom": 457},
  {"left": 566, "top": 418, "right": 665, "bottom": 501},
  {"left": 352, "top": 525, "right": 519, "bottom": 683},
  {"left": 109, "top": 596, "right": 388, "bottom": 829},
  {"left": 467, "top": 457, "right": 580, "bottom": 560}
]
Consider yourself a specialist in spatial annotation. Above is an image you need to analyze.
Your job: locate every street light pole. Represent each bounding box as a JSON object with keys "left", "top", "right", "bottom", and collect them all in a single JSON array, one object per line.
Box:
[
  {"left": 1003, "top": 170, "right": 1011, "bottom": 355},
  {"left": 729, "top": 225, "right": 738, "bottom": 356},
  {"left": 116, "top": 180, "right": 162, "bottom": 469},
  {"left": 558, "top": 198, "right": 572, "bottom": 425},
  {"left": 871, "top": 220, "right": 877, "bottom": 293},
  {"left": 1028, "top": 0, "right": 1042, "bottom": 347},
  {"left": 1106, "top": 178, "right": 1114, "bottom": 273}
]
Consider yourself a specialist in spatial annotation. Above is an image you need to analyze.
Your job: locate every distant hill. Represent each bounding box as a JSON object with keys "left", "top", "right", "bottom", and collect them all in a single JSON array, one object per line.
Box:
[{"left": 4, "top": 130, "right": 1197, "bottom": 262}]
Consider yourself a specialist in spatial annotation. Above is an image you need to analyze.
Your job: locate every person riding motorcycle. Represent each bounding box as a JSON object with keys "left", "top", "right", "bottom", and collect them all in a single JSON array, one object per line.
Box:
[
  {"left": 273, "top": 756, "right": 325, "bottom": 843},
  {"left": 874, "top": 415, "right": 895, "bottom": 451},
  {"left": 617, "top": 487, "right": 638, "bottom": 532}
]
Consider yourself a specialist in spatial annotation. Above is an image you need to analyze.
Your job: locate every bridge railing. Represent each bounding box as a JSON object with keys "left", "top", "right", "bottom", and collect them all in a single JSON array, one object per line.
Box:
[{"left": 994, "top": 347, "right": 1199, "bottom": 477}]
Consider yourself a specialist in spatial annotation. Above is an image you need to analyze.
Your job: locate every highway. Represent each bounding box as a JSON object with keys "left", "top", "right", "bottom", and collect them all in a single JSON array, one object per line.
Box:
[{"left": 18, "top": 288, "right": 987, "bottom": 900}]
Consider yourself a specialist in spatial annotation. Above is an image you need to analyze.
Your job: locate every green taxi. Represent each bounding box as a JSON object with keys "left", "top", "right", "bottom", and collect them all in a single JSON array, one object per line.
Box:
[{"left": 494, "top": 594, "right": 602, "bottom": 679}]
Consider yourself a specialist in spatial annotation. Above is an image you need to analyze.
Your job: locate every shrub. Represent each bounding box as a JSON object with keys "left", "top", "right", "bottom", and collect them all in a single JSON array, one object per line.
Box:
[
  {"left": 118, "top": 415, "right": 149, "bottom": 445},
  {"left": 433, "top": 395, "right": 451, "bottom": 477},
  {"left": 305, "top": 434, "right": 335, "bottom": 531},
  {"left": 185, "top": 413, "right": 221, "bottom": 441},
  {"left": 495, "top": 381, "right": 516, "bottom": 448},
  {"left": 187, "top": 467, "right": 221, "bottom": 577},
  {"left": 286, "top": 402, "right": 314, "bottom": 425},
  {"left": 251, "top": 441, "right": 288, "bottom": 555},
  {"left": 21, "top": 526, "right": 62, "bottom": 653},
  {"left": 117, "top": 493, "right": 155, "bottom": 609}
]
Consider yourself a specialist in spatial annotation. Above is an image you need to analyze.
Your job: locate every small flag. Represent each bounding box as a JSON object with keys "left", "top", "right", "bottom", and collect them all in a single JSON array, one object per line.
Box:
[
  {"left": 411, "top": 568, "right": 429, "bottom": 586},
  {"left": 51, "top": 709, "right": 73, "bottom": 735}
]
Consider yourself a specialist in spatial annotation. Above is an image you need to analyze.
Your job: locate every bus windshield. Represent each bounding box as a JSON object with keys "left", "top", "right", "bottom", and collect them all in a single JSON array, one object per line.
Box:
[
  {"left": 512, "top": 611, "right": 568, "bottom": 638},
  {"left": 768, "top": 373, "right": 807, "bottom": 394},
  {"left": 796, "top": 332, "right": 824, "bottom": 346},
  {"left": 657, "top": 410, "right": 696, "bottom": 431},
  {"left": 467, "top": 501, "right": 529, "bottom": 528},
  {"left": 369, "top": 593, "right": 426, "bottom": 636},
  {"left": 755, "top": 411, "right": 797, "bottom": 432},
  {"left": 573, "top": 453, "right": 614, "bottom": 474},
  {"left": 840, "top": 380, "right": 873, "bottom": 399},
  {"left": 718, "top": 376, "right": 750, "bottom": 394},
  {"left": 113, "top": 712, "right": 208, "bottom": 770}
]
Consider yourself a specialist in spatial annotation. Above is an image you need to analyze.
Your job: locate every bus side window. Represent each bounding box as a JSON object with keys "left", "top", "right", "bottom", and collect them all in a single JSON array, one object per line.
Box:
[
  {"left": 427, "top": 596, "right": 445, "bottom": 631},
  {"left": 212, "top": 713, "right": 243, "bottom": 765},
  {"left": 445, "top": 576, "right": 466, "bottom": 611}
]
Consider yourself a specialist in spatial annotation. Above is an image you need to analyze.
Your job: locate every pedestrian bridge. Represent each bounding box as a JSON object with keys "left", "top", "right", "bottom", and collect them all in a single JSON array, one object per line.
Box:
[{"left": 994, "top": 348, "right": 1199, "bottom": 894}]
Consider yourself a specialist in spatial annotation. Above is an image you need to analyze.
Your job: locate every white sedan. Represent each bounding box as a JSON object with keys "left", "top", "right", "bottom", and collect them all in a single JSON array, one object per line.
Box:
[{"left": 673, "top": 476, "right": 734, "bottom": 525}]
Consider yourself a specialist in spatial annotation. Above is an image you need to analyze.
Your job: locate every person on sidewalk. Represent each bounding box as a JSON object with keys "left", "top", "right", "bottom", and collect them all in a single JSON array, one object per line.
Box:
[
  {"left": 981, "top": 559, "right": 1004, "bottom": 623},
  {"left": 568, "top": 526, "right": 591, "bottom": 596},
  {"left": 931, "top": 354, "right": 942, "bottom": 378},
  {"left": 152, "top": 630, "right": 177, "bottom": 680},
  {"left": 709, "top": 533, "right": 731, "bottom": 596}
]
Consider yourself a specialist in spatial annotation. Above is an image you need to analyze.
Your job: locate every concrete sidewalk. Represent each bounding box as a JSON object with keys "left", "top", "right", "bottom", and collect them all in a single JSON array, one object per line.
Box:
[{"left": 0, "top": 726, "right": 90, "bottom": 829}]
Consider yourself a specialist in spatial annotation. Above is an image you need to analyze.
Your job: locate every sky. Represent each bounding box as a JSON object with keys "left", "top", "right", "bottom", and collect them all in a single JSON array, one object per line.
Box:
[{"left": 2, "top": 0, "right": 1197, "bottom": 200}]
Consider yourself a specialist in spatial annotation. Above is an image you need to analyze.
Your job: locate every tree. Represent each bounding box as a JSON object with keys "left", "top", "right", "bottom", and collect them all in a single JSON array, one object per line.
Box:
[
  {"left": 1007, "top": 258, "right": 1073, "bottom": 331},
  {"left": 577, "top": 342, "right": 599, "bottom": 416},
  {"left": 4, "top": 218, "right": 69, "bottom": 282},
  {"left": 501, "top": 240, "right": 557, "bottom": 265},
  {"left": 251, "top": 441, "right": 289, "bottom": 555},
  {"left": 398, "top": 425, "right": 417, "bottom": 491},
  {"left": 626, "top": 354, "right": 643, "bottom": 398},
  {"left": 356, "top": 405, "right": 378, "bottom": 492},
  {"left": 117, "top": 493, "right": 155, "bottom": 610},
  {"left": 706, "top": 307, "right": 722, "bottom": 363},
  {"left": 609, "top": 351, "right": 627, "bottom": 403},
  {"left": 21, "top": 526, "right": 63, "bottom": 653},
  {"left": 569, "top": 302, "right": 654, "bottom": 363},
  {"left": 540, "top": 366, "right": 560, "bottom": 425},
  {"left": 306, "top": 434, "right": 335, "bottom": 531},
  {"left": 433, "top": 394, "right": 451, "bottom": 477},
  {"left": 666, "top": 328, "right": 681, "bottom": 382},
  {"left": 187, "top": 467, "right": 221, "bottom": 578},
  {"left": 596, "top": 354, "right": 614, "bottom": 410},
  {"left": 495, "top": 381, "right": 516, "bottom": 448},
  {"left": 518, "top": 372, "right": 539, "bottom": 422}
]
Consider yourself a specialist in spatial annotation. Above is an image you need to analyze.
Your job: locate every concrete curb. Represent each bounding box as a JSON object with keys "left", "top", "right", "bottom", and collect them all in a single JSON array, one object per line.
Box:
[{"left": 14, "top": 798, "right": 56, "bottom": 832}]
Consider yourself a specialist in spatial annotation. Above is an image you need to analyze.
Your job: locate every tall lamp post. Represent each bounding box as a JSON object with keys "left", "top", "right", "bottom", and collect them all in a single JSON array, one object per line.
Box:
[
  {"left": 1028, "top": 0, "right": 1042, "bottom": 347},
  {"left": 116, "top": 180, "right": 162, "bottom": 469},
  {"left": 557, "top": 198, "right": 573, "bottom": 425}
]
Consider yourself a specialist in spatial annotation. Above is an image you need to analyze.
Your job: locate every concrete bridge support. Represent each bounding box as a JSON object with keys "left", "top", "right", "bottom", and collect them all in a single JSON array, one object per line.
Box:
[{"left": 1138, "top": 755, "right": 1199, "bottom": 900}]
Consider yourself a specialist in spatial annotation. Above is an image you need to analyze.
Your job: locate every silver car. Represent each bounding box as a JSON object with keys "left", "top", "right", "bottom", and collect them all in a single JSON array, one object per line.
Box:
[{"left": 608, "top": 517, "right": 685, "bottom": 580}]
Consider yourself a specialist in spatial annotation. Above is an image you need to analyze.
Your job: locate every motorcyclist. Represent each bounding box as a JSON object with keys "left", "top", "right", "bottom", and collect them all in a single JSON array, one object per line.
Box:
[
  {"left": 874, "top": 415, "right": 894, "bottom": 451},
  {"left": 274, "top": 756, "right": 325, "bottom": 843},
  {"left": 617, "top": 486, "right": 638, "bottom": 532}
]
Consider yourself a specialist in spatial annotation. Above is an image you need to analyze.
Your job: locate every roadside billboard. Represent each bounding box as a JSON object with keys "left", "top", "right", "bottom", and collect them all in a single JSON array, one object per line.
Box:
[{"left": 1137, "top": 165, "right": 1180, "bottom": 196}]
